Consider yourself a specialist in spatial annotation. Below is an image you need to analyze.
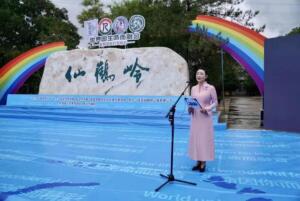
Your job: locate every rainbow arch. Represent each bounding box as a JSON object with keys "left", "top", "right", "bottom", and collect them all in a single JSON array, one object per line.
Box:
[
  {"left": 189, "top": 15, "right": 266, "bottom": 95},
  {"left": 0, "top": 42, "right": 67, "bottom": 104}
]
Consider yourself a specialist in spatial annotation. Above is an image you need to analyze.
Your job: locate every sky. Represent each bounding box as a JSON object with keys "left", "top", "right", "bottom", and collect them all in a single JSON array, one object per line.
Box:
[{"left": 51, "top": 0, "right": 300, "bottom": 47}]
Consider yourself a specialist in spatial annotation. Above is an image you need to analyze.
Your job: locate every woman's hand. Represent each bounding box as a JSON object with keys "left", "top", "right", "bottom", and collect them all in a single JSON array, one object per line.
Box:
[
  {"left": 200, "top": 108, "right": 208, "bottom": 114},
  {"left": 188, "top": 107, "right": 194, "bottom": 115}
]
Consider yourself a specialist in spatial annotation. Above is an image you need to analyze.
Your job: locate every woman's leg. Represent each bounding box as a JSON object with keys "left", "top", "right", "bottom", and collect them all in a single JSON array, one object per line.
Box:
[{"left": 199, "top": 161, "right": 206, "bottom": 172}]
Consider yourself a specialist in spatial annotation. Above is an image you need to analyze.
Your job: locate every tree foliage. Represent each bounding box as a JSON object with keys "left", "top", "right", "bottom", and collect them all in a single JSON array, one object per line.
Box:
[
  {"left": 77, "top": 0, "right": 105, "bottom": 25},
  {"left": 78, "top": 0, "right": 263, "bottom": 96},
  {"left": 0, "top": 0, "right": 81, "bottom": 93},
  {"left": 286, "top": 26, "right": 300, "bottom": 36}
]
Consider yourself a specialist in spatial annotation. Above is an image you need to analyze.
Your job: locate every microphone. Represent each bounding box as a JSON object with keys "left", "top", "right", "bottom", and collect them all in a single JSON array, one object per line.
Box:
[{"left": 186, "top": 81, "right": 192, "bottom": 84}]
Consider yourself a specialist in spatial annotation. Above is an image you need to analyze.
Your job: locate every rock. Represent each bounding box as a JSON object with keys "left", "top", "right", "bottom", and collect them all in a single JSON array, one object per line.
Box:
[{"left": 39, "top": 47, "right": 188, "bottom": 96}]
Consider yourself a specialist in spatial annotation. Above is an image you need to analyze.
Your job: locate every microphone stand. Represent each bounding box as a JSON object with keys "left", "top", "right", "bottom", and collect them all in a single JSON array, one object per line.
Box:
[{"left": 155, "top": 83, "right": 197, "bottom": 192}]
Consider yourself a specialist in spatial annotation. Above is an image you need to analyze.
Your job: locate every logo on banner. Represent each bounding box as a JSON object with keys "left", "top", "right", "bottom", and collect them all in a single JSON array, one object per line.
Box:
[
  {"left": 87, "top": 15, "right": 145, "bottom": 48},
  {"left": 84, "top": 19, "right": 98, "bottom": 37},
  {"left": 112, "top": 16, "right": 129, "bottom": 34},
  {"left": 99, "top": 18, "right": 112, "bottom": 35},
  {"left": 129, "top": 15, "right": 145, "bottom": 33}
]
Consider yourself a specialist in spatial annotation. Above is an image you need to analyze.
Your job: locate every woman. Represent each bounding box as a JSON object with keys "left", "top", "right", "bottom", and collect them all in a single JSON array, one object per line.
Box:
[{"left": 188, "top": 69, "right": 218, "bottom": 172}]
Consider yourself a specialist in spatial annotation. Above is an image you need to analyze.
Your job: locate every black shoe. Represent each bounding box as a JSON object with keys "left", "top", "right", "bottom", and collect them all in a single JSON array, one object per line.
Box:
[
  {"left": 192, "top": 165, "right": 200, "bottom": 171},
  {"left": 199, "top": 164, "right": 206, "bottom": 172}
]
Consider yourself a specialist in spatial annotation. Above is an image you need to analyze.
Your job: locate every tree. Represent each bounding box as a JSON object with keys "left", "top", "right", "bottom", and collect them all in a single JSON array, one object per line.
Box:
[
  {"left": 77, "top": 0, "right": 105, "bottom": 25},
  {"left": 183, "top": 0, "right": 264, "bottom": 95},
  {"left": 0, "top": 0, "right": 81, "bottom": 93},
  {"left": 286, "top": 27, "right": 300, "bottom": 36}
]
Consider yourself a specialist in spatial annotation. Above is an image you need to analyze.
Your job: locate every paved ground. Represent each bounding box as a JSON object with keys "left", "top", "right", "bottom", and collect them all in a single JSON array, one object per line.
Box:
[
  {"left": 219, "top": 96, "right": 263, "bottom": 129},
  {"left": 1, "top": 95, "right": 299, "bottom": 201},
  {"left": 1, "top": 109, "right": 300, "bottom": 201}
]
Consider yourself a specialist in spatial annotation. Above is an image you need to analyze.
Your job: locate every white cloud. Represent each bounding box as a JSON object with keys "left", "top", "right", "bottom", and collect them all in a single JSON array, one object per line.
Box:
[{"left": 242, "top": 0, "right": 300, "bottom": 37}]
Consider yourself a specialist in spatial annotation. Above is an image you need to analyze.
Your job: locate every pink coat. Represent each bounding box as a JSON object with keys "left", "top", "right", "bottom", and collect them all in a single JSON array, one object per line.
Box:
[{"left": 188, "top": 82, "right": 218, "bottom": 161}]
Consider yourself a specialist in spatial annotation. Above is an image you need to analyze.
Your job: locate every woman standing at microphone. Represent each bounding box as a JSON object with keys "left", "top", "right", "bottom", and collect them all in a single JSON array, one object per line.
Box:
[{"left": 188, "top": 69, "right": 218, "bottom": 172}]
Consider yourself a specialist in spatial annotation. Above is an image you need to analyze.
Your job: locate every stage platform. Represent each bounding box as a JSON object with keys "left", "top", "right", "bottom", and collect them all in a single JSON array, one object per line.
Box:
[{"left": 0, "top": 95, "right": 299, "bottom": 201}]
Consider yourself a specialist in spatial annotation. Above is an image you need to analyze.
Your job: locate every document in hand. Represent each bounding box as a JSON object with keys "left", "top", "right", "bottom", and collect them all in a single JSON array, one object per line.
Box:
[{"left": 184, "top": 97, "right": 202, "bottom": 109}]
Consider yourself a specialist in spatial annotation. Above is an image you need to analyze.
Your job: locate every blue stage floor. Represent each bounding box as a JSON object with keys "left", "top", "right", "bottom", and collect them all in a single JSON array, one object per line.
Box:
[{"left": 0, "top": 107, "right": 300, "bottom": 201}]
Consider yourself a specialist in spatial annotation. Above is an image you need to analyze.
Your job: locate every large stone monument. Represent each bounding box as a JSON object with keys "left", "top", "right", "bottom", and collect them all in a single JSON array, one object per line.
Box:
[{"left": 39, "top": 47, "right": 188, "bottom": 96}]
